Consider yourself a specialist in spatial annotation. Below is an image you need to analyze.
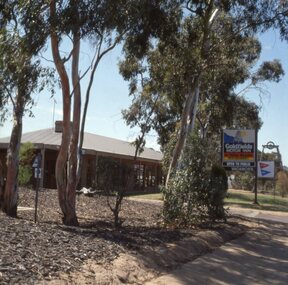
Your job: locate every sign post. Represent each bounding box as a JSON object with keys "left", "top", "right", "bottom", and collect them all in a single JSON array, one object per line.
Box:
[
  {"left": 222, "top": 129, "right": 256, "bottom": 171},
  {"left": 258, "top": 160, "right": 276, "bottom": 199},
  {"left": 33, "top": 153, "right": 42, "bottom": 223},
  {"left": 260, "top": 141, "right": 281, "bottom": 200},
  {"left": 257, "top": 161, "right": 275, "bottom": 179},
  {"left": 222, "top": 129, "right": 258, "bottom": 204},
  {"left": 254, "top": 129, "right": 258, "bottom": 204}
]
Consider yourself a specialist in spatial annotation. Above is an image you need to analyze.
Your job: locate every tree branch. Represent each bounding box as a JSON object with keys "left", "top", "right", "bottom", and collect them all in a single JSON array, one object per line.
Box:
[
  {"left": 77, "top": 31, "right": 126, "bottom": 181},
  {"left": 6, "top": 87, "right": 15, "bottom": 110}
]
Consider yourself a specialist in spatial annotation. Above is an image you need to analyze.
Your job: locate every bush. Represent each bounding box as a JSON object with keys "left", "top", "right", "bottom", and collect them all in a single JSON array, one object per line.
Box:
[
  {"left": 19, "top": 142, "right": 35, "bottom": 187},
  {"left": 161, "top": 134, "right": 228, "bottom": 227},
  {"left": 161, "top": 134, "right": 209, "bottom": 227},
  {"left": 207, "top": 165, "right": 228, "bottom": 221},
  {"left": 231, "top": 172, "right": 254, "bottom": 190}
]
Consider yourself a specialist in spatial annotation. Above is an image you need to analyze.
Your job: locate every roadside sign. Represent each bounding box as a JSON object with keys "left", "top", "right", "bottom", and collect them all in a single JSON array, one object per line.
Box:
[
  {"left": 34, "top": 168, "right": 42, "bottom": 179},
  {"left": 258, "top": 161, "right": 275, "bottom": 179},
  {"left": 33, "top": 153, "right": 42, "bottom": 168},
  {"left": 222, "top": 129, "right": 256, "bottom": 171},
  {"left": 32, "top": 160, "right": 38, "bottom": 168}
]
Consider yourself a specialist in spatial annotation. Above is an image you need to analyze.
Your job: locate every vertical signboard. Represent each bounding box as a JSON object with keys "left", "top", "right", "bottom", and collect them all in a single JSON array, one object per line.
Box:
[
  {"left": 257, "top": 161, "right": 275, "bottom": 179},
  {"left": 222, "top": 129, "right": 256, "bottom": 171}
]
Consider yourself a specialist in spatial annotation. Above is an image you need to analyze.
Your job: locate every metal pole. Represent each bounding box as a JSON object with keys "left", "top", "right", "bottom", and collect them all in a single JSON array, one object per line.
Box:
[
  {"left": 253, "top": 129, "right": 259, "bottom": 204},
  {"left": 34, "top": 153, "right": 41, "bottom": 223},
  {"left": 34, "top": 165, "right": 39, "bottom": 223},
  {"left": 52, "top": 99, "right": 56, "bottom": 129},
  {"left": 273, "top": 170, "right": 276, "bottom": 201}
]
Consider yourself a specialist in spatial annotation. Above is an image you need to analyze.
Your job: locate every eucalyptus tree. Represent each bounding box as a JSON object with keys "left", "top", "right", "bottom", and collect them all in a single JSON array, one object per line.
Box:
[
  {"left": 49, "top": 0, "right": 180, "bottom": 225},
  {"left": 196, "top": 59, "right": 283, "bottom": 142},
  {"left": 0, "top": 1, "right": 51, "bottom": 217},
  {"left": 120, "top": 0, "right": 286, "bottom": 187}
]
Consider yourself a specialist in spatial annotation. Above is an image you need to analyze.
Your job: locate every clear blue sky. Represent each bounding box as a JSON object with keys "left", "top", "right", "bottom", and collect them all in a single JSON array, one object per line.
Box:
[
  {"left": 246, "top": 30, "right": 288, "bottom": 166},
  {"left": 0, "top": 29, "right": 287, "bottom": 166}
]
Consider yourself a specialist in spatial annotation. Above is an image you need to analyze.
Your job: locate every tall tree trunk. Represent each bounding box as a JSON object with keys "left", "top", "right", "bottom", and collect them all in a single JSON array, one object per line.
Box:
[
  {"left": 165, "top": 78, "right": 200, "bottom": 187},
  {"left": 50, "top": 0, "right": 78, "bottom": 226},
  {"left": 186, "top": 80, "right": 200, "bottom": 137},
  {"left": 66, "top": 26, "right": 81, "bottom": 226},
  {"left": 165, "top": 2, "right": 217, "bottom": 187},
  {"left": 1, "top": 92, "right": 24, "bottom": 217}
]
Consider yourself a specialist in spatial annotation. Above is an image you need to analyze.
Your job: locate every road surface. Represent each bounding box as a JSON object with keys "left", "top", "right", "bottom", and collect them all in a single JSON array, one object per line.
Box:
[{"left": 146, "top": 210, "right": 288, "bottom": 285}]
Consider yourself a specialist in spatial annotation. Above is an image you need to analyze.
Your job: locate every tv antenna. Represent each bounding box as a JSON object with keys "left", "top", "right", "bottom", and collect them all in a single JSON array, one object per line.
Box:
[{"left": 52, "top": 98, "right": 57, "bottom": 129}]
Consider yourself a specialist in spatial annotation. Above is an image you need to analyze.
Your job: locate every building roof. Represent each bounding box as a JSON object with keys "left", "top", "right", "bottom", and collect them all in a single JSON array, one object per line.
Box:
[{"left": 0, "top": 128, "right": 163, "bottom": 162}]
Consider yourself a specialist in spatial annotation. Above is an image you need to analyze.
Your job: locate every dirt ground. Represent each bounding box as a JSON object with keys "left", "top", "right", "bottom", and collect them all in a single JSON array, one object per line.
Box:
[{"left": 0, "top": 188, "right": 258, "bottom": 285}]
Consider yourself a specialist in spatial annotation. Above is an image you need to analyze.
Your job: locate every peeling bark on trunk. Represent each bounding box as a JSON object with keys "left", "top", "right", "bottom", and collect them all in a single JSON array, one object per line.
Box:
[
  {"left": 165, "top": 2, "right": 217, "bottom": 187},
  {"left": 50, "top": 0, "right": 79, "bottom": 226},
  {"left": 165, "top": 78, "right": 200, "bottom": 187},
  {"left": 186, "top": 81, "right": 200, "bottom": 137},
  {"left": 66, "top": 28, "right": 81, "bottom": 226},
  {"left": 1, "top": 93, "right": 24, "bottom": 217}
]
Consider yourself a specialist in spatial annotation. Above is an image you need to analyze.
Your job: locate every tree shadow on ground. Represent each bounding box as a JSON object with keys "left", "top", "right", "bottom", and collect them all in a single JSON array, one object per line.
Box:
[
  {"left": 158, "top": 221, "right": 288, "bottom": 285},
  {"left": 58, "top": 218, "right": 193, "bottom": 250}
]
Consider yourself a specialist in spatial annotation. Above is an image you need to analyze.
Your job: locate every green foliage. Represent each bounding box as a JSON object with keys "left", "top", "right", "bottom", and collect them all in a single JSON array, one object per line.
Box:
[
  {"left": 119, "top": 2, "right": 287, "bottom": 174},
  {"left": 18, "top": 142, "right": 34, "bottom": 187},
  {"left": 207, "top": 165, "right": 228, "bottom": 221},
  {"left": 161, "top": 134, "right": 227, "bottom": 227},
  {"left": 120, "top": 4, "right": 282, "bottom": 149},
  {"left": 18, "top": 167, "right": 32, "bottom": 187},
  {"left": 252, "top": 60, "right": 284, "bottom": 83},
  {"left": 232, "top": 172, "right": 254, "bottom": 190},
  {"left": 0, "top": 1, "right": 54, "bottom": 113},
  {"left": 161, "top": 131, "right": 178, "bottom": 175}
]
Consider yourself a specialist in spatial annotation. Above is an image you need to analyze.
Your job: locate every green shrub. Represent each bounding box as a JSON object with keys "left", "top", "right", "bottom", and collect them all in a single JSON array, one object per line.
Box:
[
  {"left": 232, "top": 171, "right": 254, "bottom": 190},
  {"left": 19, "top": 142, "right": 35, "bottom": 187},
  {"left": 161, "top": 134, "right": 228, "bottom": 227},
  {"left": 161, "top": 134, "right": 209, "bottom": 227},
  {"left": 207, "top": 165, "right": 228, "bottom": 221}
]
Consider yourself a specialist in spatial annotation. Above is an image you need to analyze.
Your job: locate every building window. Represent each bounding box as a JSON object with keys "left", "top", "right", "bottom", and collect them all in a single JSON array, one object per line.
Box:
[{"left": 134, "top": 163, "right": 144, "bottom": 188}]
